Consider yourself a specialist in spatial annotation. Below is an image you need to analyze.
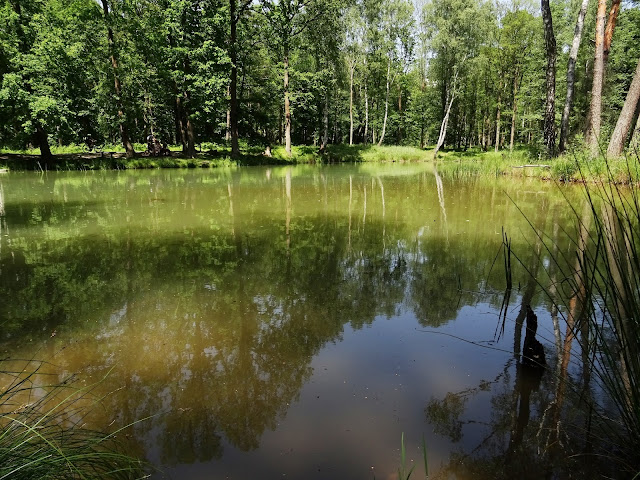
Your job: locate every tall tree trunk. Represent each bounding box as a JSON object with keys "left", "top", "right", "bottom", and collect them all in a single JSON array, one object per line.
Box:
[
  {"left": 278, "top": 106, "right": 283, "bottom": 145},
  {"left": 333, "top": 86, "right": 338, "bottom": 143},
  {"left": 433, "top": 95, "right": 455, "bottom": 158},
  {"left": 175, "top": 92, "right": 188, "bottom": 151},
  {"left": 495, "top": 77, "right": 502, "bottom": 152},
  {"left": 631, "top": 109, "right": 640, "bottom": 150},
  {"left": 226, "top": 85, "right": 231, "bottom": 141},
  {"left": 229, "top": 0, "right": 240, "bottom": 158},
  {"left": 321, "top": 91, "right": 329, "bottom": 151},
  {"left": 378, "top": 58, "right": 391, "bottom": 146},
  {"left": 481, "top": 112, "right": 487, "bottom": 150},
  {"left": 604, "top": 0, "right": 621, "bottom": 63},
  {"left": 420, "top": 69, "right": 426, "bottom": 149},
  {"left": 185, "top": 105, "right": 196, "bottom": 157},
  {"left": 283, "top": 44, "right": 292, "bottom": 156},
  {"left": 510, "top": 69, "right": 520, "bottom": 152},
  {"left": 559, "top": 0, "right": 590, "bottom": 153},
  {"left": 607, "top": 57, "right": 640, "bottom": 157},
  {"left": 101, "top": 0, "right": 134, "bottom": 158},
  {"left": 433, "top": 70, "right": 458, "bottom": 159},
  {"left": 34, "top": 121, "right": 52, "bottom": 159},
  {"left": 541, "top": 0, "right": 557, "bottom": 157},
  {"left": 349, "top": 60, "right": 355, "bottom": 146},
  {"left": 364, "top": 75, "right": 369, "bottom": 145},
  {"left": 586, "top": 0, "right": 607, "bottom": 152},
  {"left": 397, "top": 86, "right": 403, "bottom": 144}
]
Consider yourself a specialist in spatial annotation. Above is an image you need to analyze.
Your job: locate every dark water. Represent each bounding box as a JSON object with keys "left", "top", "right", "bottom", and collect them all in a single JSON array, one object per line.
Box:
[{"left": 0, "top": 165, "right": 593, "bottom": 479}]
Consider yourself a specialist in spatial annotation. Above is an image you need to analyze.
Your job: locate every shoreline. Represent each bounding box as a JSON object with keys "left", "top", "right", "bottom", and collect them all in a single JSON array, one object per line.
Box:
[{"left": 1, "top": 145, "right": 637, "bottom": 184}]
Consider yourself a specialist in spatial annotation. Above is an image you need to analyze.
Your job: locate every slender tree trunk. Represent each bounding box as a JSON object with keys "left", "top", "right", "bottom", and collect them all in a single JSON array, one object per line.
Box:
[
  {"left": 482, "top": 112, "right": 487, "bottom": 150},
  {"left": 607, "top": 57, "right": 640, "bottom": 157},
  {"left": 175, "top": 92, "right": 188, "bottom": 151},
  {"left": 283, "top": 44, "right": 292, "bottom": 156},
  {"left": 101, "top": 0, "right": 134, "bottom": 158},
  {"left": 541, "top": 0, "right": 557, "bottom": 157},
  {"left": 364, "top": 77, "right": 369, "bottom": 144},
  {"left": 586, "top": 0, "right": 607, "bottom": 152},
  {"left": 433, "top": 70, "right": 458, "bottom": 159},
  {"left": 226, "top": 85, "right": 231, "bottom": 141},
  {"left": 495, "top": 77, "right": 502, "bottom": 152},
  {"left": 420, "top": 73, "right": 426, "bottom": 149},
  {"left": 229, "top": 0, "right": 240, "bottom": 157},
  {"left": 185, "top": 95, "right": 196, "bottom": 158},
  {"left": 559, "top": 0, "right": 590, "bottom": 153},
  {"left": 332, "top": 85, "right": 338, "bottom": 142},
  {"left": 433, "top": 96, "right": 454, "bottom": 158},
  {"left": 378, "top": 57, "right": 391, "bottom": 146},
  {"left": 349, "top": 60, "right": 355, "bottom": 146},
  {"left": 278, "top": 106, "right": 283, "bottom": 144},
  {"left": 321, "top": 90, "right": 329, "bottom": 151},
  {"left": 631, "top": 109, "right": 640, "bottom": 150},
  {"left": 397, "top": 86, "right": 402, "bottom": 144},
  {"left": 510, "top": 70, "right": 520, "bottom": 152}
]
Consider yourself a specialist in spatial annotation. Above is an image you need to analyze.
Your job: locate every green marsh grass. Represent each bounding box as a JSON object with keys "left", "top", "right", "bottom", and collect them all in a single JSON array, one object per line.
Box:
[
  {"left": 512, "top": 154, "right": 640, "bottom": 476},
  {"left": 0, "top": 359, "right": 147, "bottom": 479}
]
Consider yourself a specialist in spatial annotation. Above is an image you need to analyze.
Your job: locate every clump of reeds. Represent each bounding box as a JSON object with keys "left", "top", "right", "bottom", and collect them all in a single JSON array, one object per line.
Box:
[
  {"left": 0, "top": 359, "right": 147, "bottom": 479},
  {"left": 532, "top": 153, "right": 640, "bottom": 474}
]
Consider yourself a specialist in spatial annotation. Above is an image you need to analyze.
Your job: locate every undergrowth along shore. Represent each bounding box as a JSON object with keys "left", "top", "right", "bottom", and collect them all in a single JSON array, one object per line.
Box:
[{"left": 1, "top": 143, "right": 639, "bottom": 183}]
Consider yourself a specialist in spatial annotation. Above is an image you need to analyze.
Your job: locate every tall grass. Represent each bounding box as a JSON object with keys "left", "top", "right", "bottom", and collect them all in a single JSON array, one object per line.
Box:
[
  {"left": 0, "top": 360, "right": 147, "bottom": 479},
  {"left": 575, "top": 164, "right": 640, "bottom": 468},
  {"left": 521, "top": 154, "right": 640, "bottom": 474}
]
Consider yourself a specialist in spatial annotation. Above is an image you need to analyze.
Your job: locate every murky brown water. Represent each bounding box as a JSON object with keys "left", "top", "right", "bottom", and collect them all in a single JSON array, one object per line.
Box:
[{"left": 0, "top": 165, "right": 595, "bottom": 479}]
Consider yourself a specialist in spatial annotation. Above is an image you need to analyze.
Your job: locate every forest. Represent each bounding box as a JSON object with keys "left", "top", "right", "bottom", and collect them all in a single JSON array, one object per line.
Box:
[{"left": 1, "top": 0, "right": 639, "bottom": 161}]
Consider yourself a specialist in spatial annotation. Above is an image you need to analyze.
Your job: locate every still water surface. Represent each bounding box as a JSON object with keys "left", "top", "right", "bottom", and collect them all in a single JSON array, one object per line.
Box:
[{"left": 0, "top": 165, "right": 589, "bottom": 479}]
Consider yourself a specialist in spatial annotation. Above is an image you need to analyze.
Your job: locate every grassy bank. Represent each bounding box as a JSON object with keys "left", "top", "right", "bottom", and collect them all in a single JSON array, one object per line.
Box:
[
  {"left": 0, "top": 143, "right": 431, "bottom": 172},
  {"left": 1, "top": 143, "right": 638, "bottom": 183},
  {"left": 434, "top": 146, "right": 640, "bottom": 183}
]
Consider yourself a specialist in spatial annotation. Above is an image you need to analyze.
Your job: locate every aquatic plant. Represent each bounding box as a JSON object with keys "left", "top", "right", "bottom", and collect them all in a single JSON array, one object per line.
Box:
[
  {"left": 392, "top": 433, "right": 428, "bottom": 480},
  {"left": 0, "top": 360, "right": 147, "bottom": 479},
  {"left": 515, "top": 153, "right": 640, "bottom": 475}
]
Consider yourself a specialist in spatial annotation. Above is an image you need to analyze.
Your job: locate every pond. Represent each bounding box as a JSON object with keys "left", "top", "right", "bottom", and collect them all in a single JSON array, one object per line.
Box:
[{"left": 0, "top": 165, "right": 600, "bottom": 479}]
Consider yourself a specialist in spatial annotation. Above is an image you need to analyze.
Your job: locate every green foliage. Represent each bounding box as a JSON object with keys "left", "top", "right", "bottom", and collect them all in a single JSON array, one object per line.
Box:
[
  {"left": 1, "top": 0, "right": 639, "bottom": 157},
  {"left": 551, "top": 156, "right": 578, "bottom": 181}
]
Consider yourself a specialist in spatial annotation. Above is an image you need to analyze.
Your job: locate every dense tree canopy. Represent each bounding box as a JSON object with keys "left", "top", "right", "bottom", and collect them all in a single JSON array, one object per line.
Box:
[{"left": 0, "top": 0, "right": 639, "bottom": 157}]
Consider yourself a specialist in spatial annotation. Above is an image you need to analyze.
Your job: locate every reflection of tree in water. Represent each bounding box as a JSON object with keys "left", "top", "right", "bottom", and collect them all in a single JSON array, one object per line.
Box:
[
  {"left": 426, "top": 392, "right": 468, "bottom": 443},
  {"left": 424, "top": 300, "right": 599, "bottom": 479},
  {"left": 0, "top": 211, "right": 415, "bottom": 466}
]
